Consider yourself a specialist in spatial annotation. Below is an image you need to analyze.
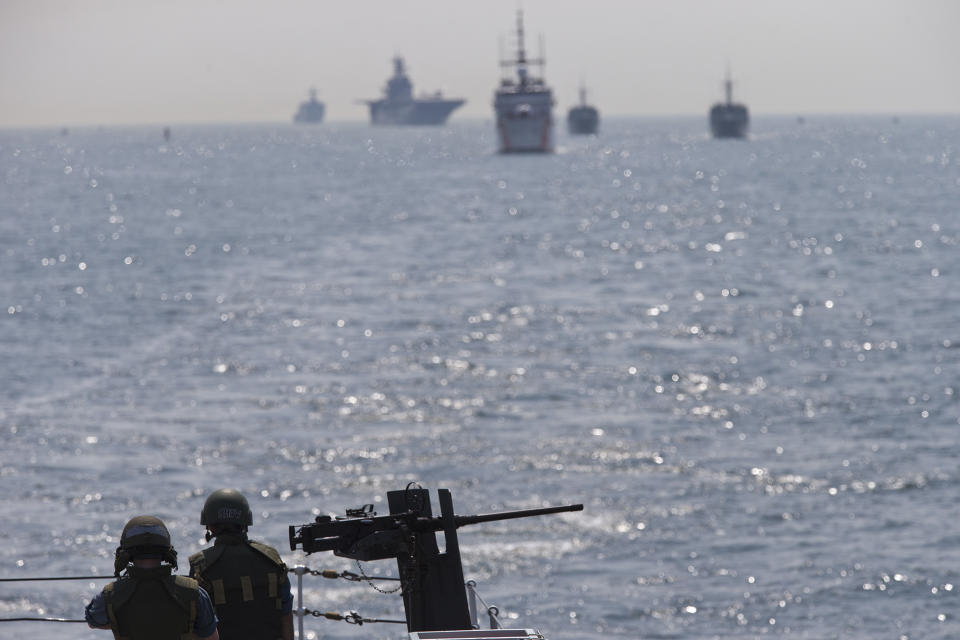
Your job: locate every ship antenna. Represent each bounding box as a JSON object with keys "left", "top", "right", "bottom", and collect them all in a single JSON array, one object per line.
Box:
[
  {"left": 514, "top": 9, "right": 528, "bottom": 85},
  {"left": 516, "top": 9, "right": 526, "bottom": 64},
  {"left": 539, "top": 33, "right": 546, "bottom": 79},
  {"left": 498, "top": 35, "right": 505, "bottom": 79}
]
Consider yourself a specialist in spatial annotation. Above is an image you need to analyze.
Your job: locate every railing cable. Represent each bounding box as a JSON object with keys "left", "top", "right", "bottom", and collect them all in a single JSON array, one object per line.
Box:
[
  {"left": 0, "top": 568, "right": 497, "bottom": 636},
  {"left": 0, "top": 617, "right": 86, "bottom": 623},
  {"left": 0, "top": 575, "right": 109, "bottom": 582}
]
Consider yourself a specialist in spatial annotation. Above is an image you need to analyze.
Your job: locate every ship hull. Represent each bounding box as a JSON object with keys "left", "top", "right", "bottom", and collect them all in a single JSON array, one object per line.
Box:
[
  {"left": 494, "top": 91, "right": 554, "bottom": 153},
  {"left": 367, "top": 99, "right": 464, "bottom": 126},
  {"left": 710, "top": 104, "right": 749, "bottom": 138},
  {"left": 293, "top": 107, "right": 325, "bottom": 124},
  {"left": 293, "top": 98, "right": 325, "bottom": 124},
  {"left": 567, "top": 106, "right": 598, "bottom": 135}
]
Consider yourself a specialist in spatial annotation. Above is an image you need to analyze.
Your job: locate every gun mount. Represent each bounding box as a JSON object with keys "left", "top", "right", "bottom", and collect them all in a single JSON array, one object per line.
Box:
[{"left": 289, "top": 487, "right": 582, "bottom": 633}]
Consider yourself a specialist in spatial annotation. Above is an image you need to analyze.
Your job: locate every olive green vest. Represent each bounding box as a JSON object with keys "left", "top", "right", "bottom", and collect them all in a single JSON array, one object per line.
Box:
[
  {"left": 103, "top": 566, "right": 198, "bottom": 640},
  {"left": 189, "top": 535, "right": 287, "bottom": 640}
]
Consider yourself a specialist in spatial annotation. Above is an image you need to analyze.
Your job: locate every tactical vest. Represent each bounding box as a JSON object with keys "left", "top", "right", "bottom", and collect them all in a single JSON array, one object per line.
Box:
[
  {"left": 102, "top": 566, "right": 198, "bottom": 640},
  {"left": 189, "top": 535, "right": 287, "bottom": 640}
]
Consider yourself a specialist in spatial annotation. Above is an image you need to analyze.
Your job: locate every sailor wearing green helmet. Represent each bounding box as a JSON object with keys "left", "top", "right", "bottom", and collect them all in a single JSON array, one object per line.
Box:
[
  {"left": 189, "top": 489, "right": 294, "bottom": 640},
  {"left": 85, "top": 515, "right": 220, "bottom": 639}
]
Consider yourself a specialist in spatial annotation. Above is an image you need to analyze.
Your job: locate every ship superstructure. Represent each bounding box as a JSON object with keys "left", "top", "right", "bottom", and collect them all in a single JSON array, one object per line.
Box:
[
  {"left": 709, "top": 72, "right": 749, "bottom": 138},
  {"left": 567, "top": 84, "right": 599, "bottom": 135},
  {"left": 493, "top": 11, "right": 554, "bottom": 153},
  {"left": 362, "top": 57, "right": 465, "bottom": 126},
  {"left": 293, "top": 88, "right": 325, "bottom": 124}
]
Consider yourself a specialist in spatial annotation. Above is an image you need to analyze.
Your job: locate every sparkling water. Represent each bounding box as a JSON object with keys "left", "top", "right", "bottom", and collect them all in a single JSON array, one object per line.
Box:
[{"left": 2, "top": 115, "right": 959, "bottom": 638}]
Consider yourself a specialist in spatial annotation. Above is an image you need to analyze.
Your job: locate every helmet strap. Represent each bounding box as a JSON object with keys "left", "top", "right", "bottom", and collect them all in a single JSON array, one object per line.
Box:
[
  {"left": 113, "top": 547, "right": 132, "bottom": 577},
  {"left": 163, "top": 546, "right": 178, "bottom": 570},
  {"left": 207, "top": 524, "right": 247, "bottom": 541}
]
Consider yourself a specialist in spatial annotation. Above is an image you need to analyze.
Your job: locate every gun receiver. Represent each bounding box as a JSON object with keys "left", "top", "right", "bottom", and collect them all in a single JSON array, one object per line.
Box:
[{"left": 288, "top": 487, "right": 582, "bottom": 632}]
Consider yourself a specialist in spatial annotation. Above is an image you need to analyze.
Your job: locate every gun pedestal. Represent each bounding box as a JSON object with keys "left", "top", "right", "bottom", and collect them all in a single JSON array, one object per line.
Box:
[{"left": 389, "top": 488, "right": 472, "bottom": 632}]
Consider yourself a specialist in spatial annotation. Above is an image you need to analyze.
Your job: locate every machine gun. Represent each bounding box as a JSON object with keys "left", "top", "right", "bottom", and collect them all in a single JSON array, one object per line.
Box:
[{"left": 289, "top": 487, "right": 582, "bottom": 633}]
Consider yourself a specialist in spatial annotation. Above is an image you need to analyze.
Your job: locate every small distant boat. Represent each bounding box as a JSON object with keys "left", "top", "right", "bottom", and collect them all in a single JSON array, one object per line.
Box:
[
  {"left": 360, "top": 57, "right": 465, "bottom": 126},
  {"left": 709, "top": 72, "right": 748, "bottom": 139},
  {"left": 567, "top": 85, "right": 599, "bottom": 135},
  {"left": 493, "top": 10, "right": 554, "bottom": 153},
  {"left": 293, "top": 88, "right": 326, "bottom": 124}
]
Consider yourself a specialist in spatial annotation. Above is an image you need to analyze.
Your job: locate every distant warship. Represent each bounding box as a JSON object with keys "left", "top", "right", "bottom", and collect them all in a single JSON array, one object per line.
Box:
[
  {"left": 567, "top": 85, "right": 599, "bottom": 135},
  {"left": 709, "top": 72, "right": 748, "bottom": 138},
  {"left": 293, "top": 88, "right": 325, "bottom": 124},
  {"left": 493, "top": 11, "right": 554, "bottom": 153},
  {"left": 361, "top": 57, "right": 464, "bottom": 126}
]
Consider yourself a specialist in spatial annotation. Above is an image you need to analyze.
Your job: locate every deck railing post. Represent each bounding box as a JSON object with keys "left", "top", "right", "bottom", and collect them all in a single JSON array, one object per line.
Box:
[
  {"left": 488, "top": 605, "right": 501, "bottom": 630},
  {"left": 293, "top": 565, "right": 308, "bottom": 640},
  {"left": 466, "top": 580, "right": 479, "bottom": 629}
]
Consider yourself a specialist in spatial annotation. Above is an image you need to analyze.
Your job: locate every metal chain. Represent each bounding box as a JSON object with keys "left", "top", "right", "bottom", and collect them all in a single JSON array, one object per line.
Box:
[
  {"left": 287, "top": 566, "right": 400, "bottom": 584},
  {"left": 355, "top": 560, "right": 403, "bottom": 594},
  {"left": 302, "top": 609, "right": 405, "bottom": 625}
]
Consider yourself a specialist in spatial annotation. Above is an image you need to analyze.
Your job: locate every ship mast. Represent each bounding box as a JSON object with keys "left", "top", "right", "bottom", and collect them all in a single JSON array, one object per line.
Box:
[
  {"left": 515, "top": 10, "right": 528, "bottom": 85},
  {"left": 724, "top": 70, "right": 733, "bottom": 105},
  {"left": 516, "top": 10, "right": 527, "bottom": 64},
  {"left": 500, "top": 10, "right": 544, "bottom": 87}
]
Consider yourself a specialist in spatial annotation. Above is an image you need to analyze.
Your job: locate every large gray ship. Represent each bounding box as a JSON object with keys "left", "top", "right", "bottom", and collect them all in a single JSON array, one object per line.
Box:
[
  {"left": 493, "top": 11, "right": 554, "bottom": 153},
  {"left": 361, "top": 57, "right": 465, "bottom": 126},
  {"left": 293, "top": 88, "right": 325, "bottom": 124},
  {"left": 709, "top": 72, "right": 749, "bottom": 138}
]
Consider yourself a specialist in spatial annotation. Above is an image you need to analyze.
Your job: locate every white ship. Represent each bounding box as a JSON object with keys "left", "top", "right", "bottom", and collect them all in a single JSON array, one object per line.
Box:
[{"left": 493, "top": 11, "right": 554, "bottom": 153}]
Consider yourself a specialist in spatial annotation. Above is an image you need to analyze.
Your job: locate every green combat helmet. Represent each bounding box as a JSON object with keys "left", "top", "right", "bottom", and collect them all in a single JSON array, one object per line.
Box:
[
  {"left": 114, "top": 515, "right": 178, "bottom": 575},
  {"left": 120, "top": 515, "right": 172, "bottom": 549},
  {"left": 201, "top": 489, "right": 253, "bottom": 528}
]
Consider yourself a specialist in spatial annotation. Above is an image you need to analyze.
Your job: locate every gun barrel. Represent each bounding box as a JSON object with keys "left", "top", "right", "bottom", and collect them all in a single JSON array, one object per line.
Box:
[
  {"left": 453, "top": 503, "right": 583, "bottom": 528},
  {"left": 289, "top": 502, "right": 584, "bottom": 553}
]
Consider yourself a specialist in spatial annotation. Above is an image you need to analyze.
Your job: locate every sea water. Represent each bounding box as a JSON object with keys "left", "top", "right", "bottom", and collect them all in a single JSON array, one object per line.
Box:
[{"left": 2, "top": 116, "right": 960, "bottom": 639}]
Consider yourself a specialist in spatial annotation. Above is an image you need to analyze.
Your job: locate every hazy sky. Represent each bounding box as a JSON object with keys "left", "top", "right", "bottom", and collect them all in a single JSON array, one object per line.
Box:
[{"left": 2, "top": 0, "right": 959, "bottom": 127}]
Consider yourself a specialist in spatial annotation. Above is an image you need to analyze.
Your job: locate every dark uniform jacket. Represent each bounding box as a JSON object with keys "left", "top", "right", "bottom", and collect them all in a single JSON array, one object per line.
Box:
[
  {"left": 102, "top": 565, "right": 199, "bottom": 640},
  {"left": 189, "top": 534, "right": 288, "bottom": 640}
]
